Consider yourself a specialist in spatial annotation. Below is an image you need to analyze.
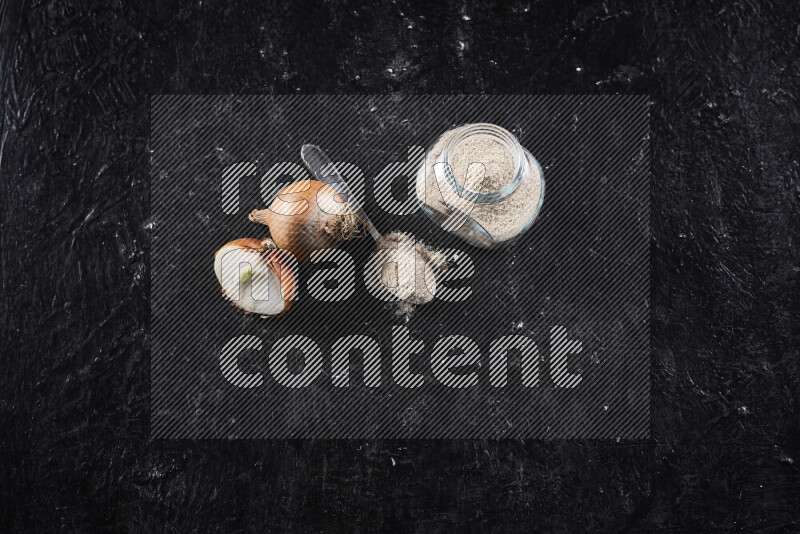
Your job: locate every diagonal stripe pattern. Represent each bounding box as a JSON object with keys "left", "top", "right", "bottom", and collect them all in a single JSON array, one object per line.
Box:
[{"left": 150, "top": 95, "right": 650, "bottom": 439}]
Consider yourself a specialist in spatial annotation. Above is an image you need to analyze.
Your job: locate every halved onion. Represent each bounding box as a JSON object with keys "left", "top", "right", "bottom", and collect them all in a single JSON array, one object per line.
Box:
[{"left": 213, "top": 238, "right": 297, "bottom": 317}]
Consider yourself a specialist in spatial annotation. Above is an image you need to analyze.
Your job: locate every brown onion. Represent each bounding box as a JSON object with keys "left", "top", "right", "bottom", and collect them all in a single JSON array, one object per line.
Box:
[
  {"left": 249, "top": 180, "right": 361, "bottom": 262},
  {"left": 213, "top": 238, "right": 297, "bottom": 317}
]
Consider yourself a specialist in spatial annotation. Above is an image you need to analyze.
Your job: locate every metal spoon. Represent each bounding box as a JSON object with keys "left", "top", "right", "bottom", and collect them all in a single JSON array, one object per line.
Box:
[{"left": 300, "top": 144, "right": 381, "bottom": 241}]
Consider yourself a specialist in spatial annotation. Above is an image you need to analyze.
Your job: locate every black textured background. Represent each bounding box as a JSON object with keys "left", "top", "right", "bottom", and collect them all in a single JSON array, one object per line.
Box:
[{"left": 1, "top": 0, "right": 798, "bottom": 531}]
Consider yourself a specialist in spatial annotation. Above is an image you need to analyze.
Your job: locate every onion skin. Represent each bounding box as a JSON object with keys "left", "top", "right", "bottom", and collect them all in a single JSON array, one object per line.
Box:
[
  {"left": 249, "top": 180, "right": 359, "bottom": 262},
  {"left": 216, "top": 237, "right": 266, "bottom": 254},
  {"left": 213, "top": 238, "right": 297, "bottom": 318}
]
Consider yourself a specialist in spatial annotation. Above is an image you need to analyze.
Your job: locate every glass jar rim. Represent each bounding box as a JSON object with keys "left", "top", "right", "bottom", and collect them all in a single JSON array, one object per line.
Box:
[{"left": 438, "top": 123, "right": 525, "bottom": 204}]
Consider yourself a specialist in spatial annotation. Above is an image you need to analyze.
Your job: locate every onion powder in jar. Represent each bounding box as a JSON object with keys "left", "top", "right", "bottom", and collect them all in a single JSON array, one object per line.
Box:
[{"left": 416, "top": 123, "right": 545, "bottom": 248}]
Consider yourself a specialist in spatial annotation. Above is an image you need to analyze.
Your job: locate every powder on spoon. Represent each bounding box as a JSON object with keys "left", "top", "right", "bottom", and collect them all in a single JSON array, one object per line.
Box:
[{"left": 365, "top": 232, "right": 448, "bottom": 315}]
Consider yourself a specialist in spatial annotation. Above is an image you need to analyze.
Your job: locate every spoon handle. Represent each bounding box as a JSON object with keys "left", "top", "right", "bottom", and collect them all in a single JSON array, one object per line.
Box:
[{"left": 300, "top": 144, "right": 381, "bottom": 241}]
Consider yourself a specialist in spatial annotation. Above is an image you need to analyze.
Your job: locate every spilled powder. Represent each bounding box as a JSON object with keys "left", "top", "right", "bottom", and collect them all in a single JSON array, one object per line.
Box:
[{"left": 365, "top": 232, "right": 448, "bottom": 316}]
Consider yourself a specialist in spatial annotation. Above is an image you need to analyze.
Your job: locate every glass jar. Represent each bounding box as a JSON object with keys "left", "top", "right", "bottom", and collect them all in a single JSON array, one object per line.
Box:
[{"left": 415, "top": 123, "right": 545, "bottom": 248}]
